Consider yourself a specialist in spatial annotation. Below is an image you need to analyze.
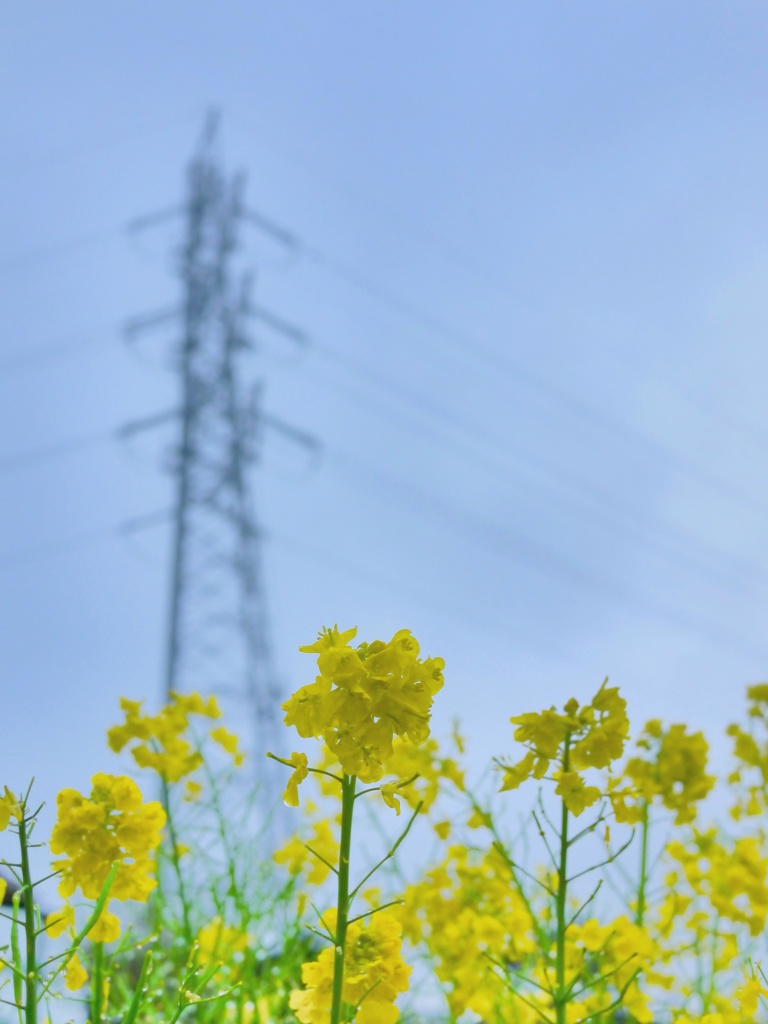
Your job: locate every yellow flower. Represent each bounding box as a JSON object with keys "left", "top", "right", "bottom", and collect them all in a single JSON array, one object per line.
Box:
[
  {"left": 575, "top": 918, "right": 608, "bottom": 952},
  {"left": 65, "top": 954, "right": 88, "bottom": 991},
  {"left": 51, "top": 774, "right": 165, "bottom": 906},
  {"left": 45, "top": 904, "right": 75, "bottom": 939},
  {"left": 88, "top": 906, "right": 122, "bottom": 943},
  {"left": 510, "top": 708, "right": 568, "bottom": 759},
  {"left": 736, "top": 974, "right": 768, "bottom": 1015},
  {"left": 612, "top": 720, "right": 715, "bottom": 825},
  {"left": 554, "top": 770, "right": 601, "bottom": 816},
  {"left": 0, "top": 787, "right": 22, "bottom": 831},
  {"left": 499, "top": 750, "right": 538, "bottom": 792},
  {"left": 211, "top": 726, "right": 245, "bottom": 766},
  {"left": 497, "top": 680, "right": 628, "bottom": 801},
  {"left": 290, "top": 910, "right": 410, "bottom": 1024},
  {"left": 108, "top": 691, "right": 223, "bottom": 783},
  {"left": 282, "top": 627, "right": 443, "bottom": 783},
  {"left": 299, "top": 625, "right": 359, "bottom": 653},
  {"left": 274, "top": 819, "right": 338, "bottom": 885},
  {"left": 196, "top": 916, "right": 249, "bottom": 972},
  {"left": 383, "top": 734, "right": 464, "bottom": 812},
  {"left": 184, "top": 779, "right": 202, "bottom": 802},
  {"left": 283, "top": 752, "right": 309, "bottom": 807},
  {"left": 380, "top": 781, "right": 402, "bottom": 815},
  {"left": 400, "top": 845, "right": 535, "bottom": 1020}
]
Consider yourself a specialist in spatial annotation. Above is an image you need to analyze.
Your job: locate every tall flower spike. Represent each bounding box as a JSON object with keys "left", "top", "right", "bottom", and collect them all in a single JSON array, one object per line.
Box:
[{"left": 281, "top": 626, "right": 442, "bottom": 786}]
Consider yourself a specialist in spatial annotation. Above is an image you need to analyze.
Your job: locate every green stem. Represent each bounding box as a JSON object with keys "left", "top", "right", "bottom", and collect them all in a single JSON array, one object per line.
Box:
[
  {"left": 554, "top": 736, "right": 571, "bottom": 1024},
  {"left": 18, "top": 808, "right": 37, "bottom": 1024},
  {"left": 330, "top": 774, "right": 356, "bottom": 1024},
  {"left": 121, "top": 950, "right": 153, "bottom": 1024},
  {"left": 635, "top": 801, "right": 649, "bottom": 927},
  {"left": 160, "top": 777, "right": 193, "bottom": 944},
  {"left": 471, "top": 787, "right": 551, "bottom": 952},
  {"left": 90, "top": 942, "right": 104, "bottom": 1024}
]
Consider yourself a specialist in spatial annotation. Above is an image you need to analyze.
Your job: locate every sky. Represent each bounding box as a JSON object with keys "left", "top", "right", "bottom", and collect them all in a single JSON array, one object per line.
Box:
[{"left": 1, "top": 2, "right": 768, "bottom": 862}]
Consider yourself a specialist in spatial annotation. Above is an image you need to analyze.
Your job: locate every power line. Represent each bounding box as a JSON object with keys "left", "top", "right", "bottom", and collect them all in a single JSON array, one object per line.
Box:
[
  {"left": 226, "top": 116, "right": 768, "bottom": 517},
  {"left": 4, "top": 473, "right": 764, "bottom": 666},
  {"left": 230, "top": 114, "right": 768, "bottom": 465},
  {"left": 323, "top": 446, "right": 768, "bottom": 663},
  {"left": 0, "top": 510, "right": 169, "bottom": 569},
  {"left": 0, "top": 108, "right": 203, "bottom": 180},
  {"left": 5, "top": 201, "right": 765, "bottom": 556},
  {"left": 305, "top": 349, "right": 768, "bottom": 600},
  {"left": 0, "top": 223, "right": 124, "bottom": 276},
  {"left": 2, "top": 333, "right": 764, "bottom": 622},
  {"left": 0, "top": 326, "right": 117, "bottom": 383},
  {"left": 0, "top": 429, "right": 112, "bottom": 473},
  {"left": 3, "top": 126, "right": 766, "bottom": 662},
  {"left": 302, "top": 244, "right": 768, "bottom": 524},
  {"left": 4, "top": 317, "right": 764, "bottom": 628}
]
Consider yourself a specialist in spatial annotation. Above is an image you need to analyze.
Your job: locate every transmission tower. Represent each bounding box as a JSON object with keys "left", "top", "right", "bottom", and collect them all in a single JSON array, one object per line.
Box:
[{"left": 126, "top": 115, "right": 312, "bottom": 786}]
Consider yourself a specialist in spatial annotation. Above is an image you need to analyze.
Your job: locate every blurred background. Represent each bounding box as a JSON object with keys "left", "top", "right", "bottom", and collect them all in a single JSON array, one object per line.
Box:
[{"left": 1, "top": 2, "right": 768, "bottom": 835}]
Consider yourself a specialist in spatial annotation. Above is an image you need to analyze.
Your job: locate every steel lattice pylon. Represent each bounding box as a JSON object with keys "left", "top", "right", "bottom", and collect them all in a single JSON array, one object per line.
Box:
[{"left": 163, "top": 118, "right": 281, "bottom": 774}]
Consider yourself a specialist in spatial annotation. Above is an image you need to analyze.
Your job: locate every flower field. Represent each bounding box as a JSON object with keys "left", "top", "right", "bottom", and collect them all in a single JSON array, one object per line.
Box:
[{"left": 1, "top": 625, "right": 767, "bottom": 1024}]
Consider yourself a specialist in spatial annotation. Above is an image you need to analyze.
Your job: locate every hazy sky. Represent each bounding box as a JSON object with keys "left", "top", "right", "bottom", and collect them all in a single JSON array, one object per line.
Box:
[{"left": 2, "top": 2, "right": 768, "bottom": 852}]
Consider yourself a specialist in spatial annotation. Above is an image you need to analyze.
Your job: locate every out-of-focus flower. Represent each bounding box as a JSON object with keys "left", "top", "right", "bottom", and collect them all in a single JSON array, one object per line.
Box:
[{"left": 290, "top": 910, "right": 410, "bottom": 1024}]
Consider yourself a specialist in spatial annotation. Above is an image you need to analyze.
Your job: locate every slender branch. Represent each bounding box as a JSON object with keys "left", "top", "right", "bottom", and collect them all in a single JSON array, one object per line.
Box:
[
  {"left": 565, "top": 879, "right": 602, "bottom": 930},
  {"left": 121, "top": 950, "right": 153, "bottom": 1024},
  {"left": 635, "top": 801, "right": 650, "bottom": 927},
  {"left": 309, "top": 903, "right": 336, "bottom": 943},
  {"left": 349, "top": 801, "right": 422, "bottom": 901},
  {"left": 491, "top": 842, "right": 555, "bottom": 898},
  {"left": 266, "top": 753, "right": 342, "bottom": 786},
  {"left": 567, "top": 832, "right": 634, "bottom": 884},
  {"left": 303, "top": 845, "right": 339, "bottom": 877},
  {"left": 531, "top": 810, "right": 560, "bottom": 872},
  {"left": 354, "top": 774, "right": 418, "bottom": 801},
  {"left": 160, "top": 777, "right": 193, "bottom": 944},
  {"left": 567, "top": 806, "right": 608, "bottom": 847},
  {"left": 485, "top": 953, "right": 552, "bottom": 996},
  {"left": 347, "top": 898, "right": 404, "bottom": 926},
  {"left": 491, "top": 964, "right": 556, "bottom": 1024},
  {"left": 537, "top": 790, "right": 561, "bottom": 839}
]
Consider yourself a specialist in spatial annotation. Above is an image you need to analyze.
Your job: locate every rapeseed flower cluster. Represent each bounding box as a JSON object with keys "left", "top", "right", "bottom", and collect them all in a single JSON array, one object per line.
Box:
[
  {"left": 609, "top": 720, "right": 715, "bottom": 825},
  {"left": 280, "top": 625, "right": 444, "bottom": 793},
  {"left": 727, "top": 683, "right": 768, "bottom": 819},
  {"left": 274, "top": 814, "right": 339, "bottom": 885},
  {"left": 400, "top": 844, "right": 535, "bottom": 1021},
  {"left": 561, "top": 915, "right": 670, "bottom": 1023},
  {"left": 383, "top": 734, "right": 464, "bottom": 816},
  {"left": 666, "top": 829, "right": 768, "bottom": 936},
  {"left": 497, "top": 680, "right": 629, "bottom": 814},
  {"left": 290, "top": 910, "right": 410, "bottom": 1024},
  {"left": 47, "top": 773, "right": 165, "bottom": 951},
  {"left": 276, "top": 625, "right": 447, "bottom": 1024},
  {"left": 13, "top": 627, "right": 768, "bottom": 1024},
  {"left": 195, "top": 916, "right": 250, "bottom": 986},
  {"left": 107, "top": 690, "right": 243, "bottom": 787}
]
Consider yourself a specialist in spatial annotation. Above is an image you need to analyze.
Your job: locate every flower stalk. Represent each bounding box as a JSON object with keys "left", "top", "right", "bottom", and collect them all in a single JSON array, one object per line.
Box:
[
  {"left": 554, "top": 734, "right": 571, "bottom": 1024},
  {"left": 330, "top": 773, "right": 356, "bottom": 1024},
  {"left": 17, "top": 803, "right": 38, "bottom": 1024}
]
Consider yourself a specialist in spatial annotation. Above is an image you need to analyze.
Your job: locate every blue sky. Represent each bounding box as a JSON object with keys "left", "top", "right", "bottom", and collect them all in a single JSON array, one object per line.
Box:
[{"left": 1, "top": 2, "right": 768, "bottom": 853}]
